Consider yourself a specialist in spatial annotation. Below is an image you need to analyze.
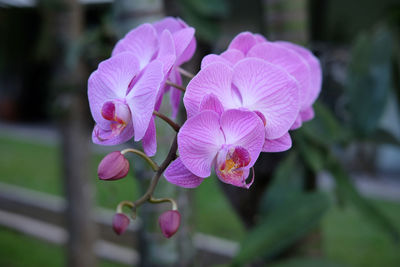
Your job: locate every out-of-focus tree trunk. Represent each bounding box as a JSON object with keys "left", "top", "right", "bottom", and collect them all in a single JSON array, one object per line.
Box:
[{"left": 38, "top": 0, "right": 97, "bottom": 266}]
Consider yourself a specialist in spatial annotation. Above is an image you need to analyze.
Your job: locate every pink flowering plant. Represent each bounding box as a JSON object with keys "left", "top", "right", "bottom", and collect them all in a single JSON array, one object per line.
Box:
[{"left": 88, "top": 17, "right": 322, "bottom": 238}]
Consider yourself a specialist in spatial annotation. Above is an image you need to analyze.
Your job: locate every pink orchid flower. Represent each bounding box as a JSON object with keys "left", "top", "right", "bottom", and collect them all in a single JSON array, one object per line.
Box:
[
  {"left": 88, "top": 52, "right": 164, "bottom": 150},
  {"left": 184, "top": 57, "right": 300, "bottom": 153},
  {"left": 202, "top": 31, "right": 322, "bottom": 131},
  {"left": 112, "top": 17, "right": 196, "bottom": 116},
  {"left": 110, "top": 17, "right": 196, "bottom": 156},
  {"left": 165, "top": 109, "right": 265, "bottom": 189}
]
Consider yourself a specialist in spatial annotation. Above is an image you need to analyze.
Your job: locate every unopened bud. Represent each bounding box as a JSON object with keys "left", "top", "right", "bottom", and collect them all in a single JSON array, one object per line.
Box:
[
  {"left": 159, "top": 210, "right": 181, "bottom": 238},
  {"left": 112, "top": 213, "right": 130, "bottom": 235},
  {"left": 98, "top": 151, "right": 129, "bottom": 180}
]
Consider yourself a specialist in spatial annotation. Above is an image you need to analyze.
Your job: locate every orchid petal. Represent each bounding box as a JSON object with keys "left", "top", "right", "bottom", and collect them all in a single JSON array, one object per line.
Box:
[
  {"left": 201, "top": 54, "right": 231, "bottom": 69},
  {"left": 181, "top": 37, "right": 197, "bottom": 65},
  {"left": 142, "top": 116, "right": 157, "bottom": 156},
  {"left": 169, "top": 68, "right": 182, "bottom": 118},
  {"left": 157, "top": 30, "right": 176, "bottom": 75},
  {"left": 232, "top": 58, "right": 300, "bottom": 139},
  {"left": 262, "top": 132, "right": 292, "bottom": 152},
  {"left": 220, "top": 109, "right": 265, "bottom": 166},
  {"left": 164, "top": 158, "right": 204, "bottom": 188},
  {"left": 228, "top": 32, "right": 257, "bottom": 55},
  {"left": 112, "top": 24, "right": 158, "bottom": 69},
  {"left": 300, "top": 106, "right": 315, "bottom": 122},
  {"left": 178, "top": 110, "right": 225, "bottom": 177},
  {"left": 248, "top": 42, "right": 311, "bottom": 108},
  {"left": 184, "top": 63, "right": 235, "bottom": 118},
  {"left": 290, "top": 115, "right": 303, "bottom": 130},
  {"left": 127, "top": 60, "right": 164, "bottom": 141},
  {"left": 88, "top": 53, "right": 140, "bottom": 129},
  {"left": 153, "top": 17, "right": 183, "bottom": 35},
  {"left": 254, "top": 33, "right": 267, "bottom": 43},
  {"left": 92, "top": 122, "right": 134, "bottom": 146},
  {"left": 278, "top": 41, "right": 322, "bottom": 107},
  {"left": 199, "top": 93, "right": 224, "bottom": 116},
  {"left": 220, "top": 49, "right": 245, "bottom": 66},
  {"left": 173, "top": 27, "right": 195, "bottom": 65}
]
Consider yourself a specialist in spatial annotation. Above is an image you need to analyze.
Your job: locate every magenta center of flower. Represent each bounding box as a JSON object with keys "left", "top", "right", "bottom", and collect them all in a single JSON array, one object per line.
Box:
[
  {"left": 101, "top": 100, "right": 131, "bottom": 137},
  {"left": 216, "top": 146, "right": 251, "bottom": 186}
]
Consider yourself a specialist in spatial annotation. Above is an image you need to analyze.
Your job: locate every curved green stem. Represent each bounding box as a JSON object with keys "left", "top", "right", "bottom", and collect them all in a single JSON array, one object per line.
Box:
[
  {"left": 116, "top": 200, "right": 137, "bottom": 219},
  {"left": 133, "top": 136, "right": 178, "bottom": 208},
  {"left": 153, "top": 110, "right": 180, "bottom": 132},
  {"left": 166, "top": 80, "right": 186, "bottom": 92},
  {"left": 121, "top": 148, "right": 159, "bottom": 171},
  {"left": 149, "top": 196, "right": 178, "bottom": 210}
]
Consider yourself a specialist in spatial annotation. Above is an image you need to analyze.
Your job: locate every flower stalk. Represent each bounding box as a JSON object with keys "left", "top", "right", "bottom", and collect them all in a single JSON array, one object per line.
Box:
[
  {"left": 153, "top": 110, "right": 180, "bottom": 132},
  {"left": 149, "top": 196, "right": 178, "bottom": 211},
  {"left": 120, "top": 148, "right": 159, "bottom": 171},
  {"left": 166, "top": 80, "right": 186, "bottom": 92},
  {"left": 132, "top": 136, "right": 178, "bottom": 208},
  {"left": 178, "top": 67, "right": 194, "bottom": 79}
]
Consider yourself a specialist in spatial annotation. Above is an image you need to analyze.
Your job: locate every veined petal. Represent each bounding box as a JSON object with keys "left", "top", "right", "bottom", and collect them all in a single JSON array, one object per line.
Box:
[
  {"left": 157, "top": 30, "right": 176, "bottom": 75},
  {"left": 112, "top": 24, "right": 158, "bottom": 69},
  {"left": 300, "top": 106, "right": 315, "bottom": 122},
  {"left": 178, "top": 110, "right": 225, "bottom": 177},
  {"left": 173, "top": 27, "right": 195, "bottom": 65},
  {"left": 180, "top": 37, "right": 196, "bottom": 65},
  {"left": 254, "top": 33, "right": 267, "bottom": 43},
  {"left": 220, "top": 109, "right": 265, "bottom": 166},
  {"left": 232, "top": 58, "right": 300, "bottom": 139},
  {"left": 164, "top": 158, "right": 204, "bottom": 188},
  {"left": 228, "top": 32, "right": 257, "bottom": 55},
  {"left": 88, "top": 53, "right": 140, "bottom": 129},
  {"left": 201, "top": 54, "right": 232, "bottom": 69},
  {"left": 127, "top": 60, "right": 164, "bottom": 141},
  {"left": 169, "top": 68, "right": 182, "bottom": 119},
  {"left": 184, "top": 62, "right": 236, "bottom": 118},
  {"left": 199, "top": 93, "right": 224, "bottom": 116},
  {"left": 290, "top": 115, "right": 303, "bottom": 130},
  {"left": 278, "top": 41, "right": 322, "bottom": 108},
  {"left": 220, "top": 49, "right": 245, "bottom": 66},
  {"left": 248, "top": 42, "right": 311, "bottom": 109},
  {"left": 262, "top": 132, "right": 292, "bottom": 152},
  {"left": 92, "top": 122, "right": 134, "bottom": 146},
  {"left": 142, "top": 116, "right": 157, "bottom": 156},
  {"left": 153, "top": 17, "right": 184, "bottom": 35}
]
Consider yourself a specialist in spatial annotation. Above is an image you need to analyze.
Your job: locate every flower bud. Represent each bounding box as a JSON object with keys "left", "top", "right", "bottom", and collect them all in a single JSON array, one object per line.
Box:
[
  {"left": 159, "top": 210, "right": 181, "bottom": 238},
  {"left": 112, "top": 213, "right": 130, "bottom": 235},
  {"left": 98, "top": 151, "right": 129, "bottom": 180}
]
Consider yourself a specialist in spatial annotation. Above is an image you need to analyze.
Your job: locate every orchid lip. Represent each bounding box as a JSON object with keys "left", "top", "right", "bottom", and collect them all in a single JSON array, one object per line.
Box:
[
  {"left": 215, "top": 146, "right": 253, "bottom": 188},
  {"left": 100, "top": 100, "right": 132, "bottom": 140}
]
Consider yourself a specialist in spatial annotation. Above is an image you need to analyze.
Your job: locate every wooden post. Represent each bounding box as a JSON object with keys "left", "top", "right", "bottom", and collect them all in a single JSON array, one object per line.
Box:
[{"left": 40, "top": 0, "right": 98, "bottom": 266}]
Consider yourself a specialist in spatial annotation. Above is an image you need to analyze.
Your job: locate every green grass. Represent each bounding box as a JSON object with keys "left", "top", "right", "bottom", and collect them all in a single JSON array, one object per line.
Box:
[
  {"left": 1, "top": 135, "right": 400, "bottom": 267},
  {"left": 0, "top": 227, "right": 128, "bottom": 267},
  {"left": 0, "top": 136, "right": 140, "bottom": 209}
]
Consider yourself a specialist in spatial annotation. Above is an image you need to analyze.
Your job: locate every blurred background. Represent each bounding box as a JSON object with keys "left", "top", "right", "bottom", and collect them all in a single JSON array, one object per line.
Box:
[{"left": 0, "top": 0, "right": 400, "bottom": 266}]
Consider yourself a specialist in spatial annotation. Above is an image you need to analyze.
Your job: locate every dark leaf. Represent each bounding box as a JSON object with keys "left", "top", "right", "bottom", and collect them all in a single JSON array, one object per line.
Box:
[
  {"left": 270, "top": 257, "right": 348, "bottom": 267},
  {"left": 346, "top": 26, "right": 393, "bottom": 136},
  {"left": 328, "top": 157, "right": 400, "bottom": 242},
  {"left": 301, "top": 102, "right": 350, "bottom": 146},
  {"left": 233, "top": 192, "right": 330, "bottom": 265}
]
